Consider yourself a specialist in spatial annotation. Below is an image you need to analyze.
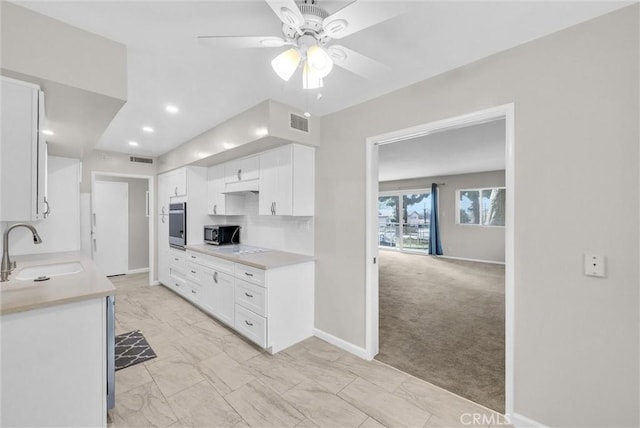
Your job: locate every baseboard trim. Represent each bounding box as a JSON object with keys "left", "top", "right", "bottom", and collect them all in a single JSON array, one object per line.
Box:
[
  {"left": 150, "top": 280, "right": 160, "bottom": 286},
  {"left": 127, "top": 267, "right": 150, "bottom": 275},
  {"left": 439, "top": 255, "right": 505, "bottom": 265},
  {"left": 511, "top": 412, "right": 548, "bottom": 428},
  {"left": 314, "top": 328, "right": 369, "bottom": 360}
]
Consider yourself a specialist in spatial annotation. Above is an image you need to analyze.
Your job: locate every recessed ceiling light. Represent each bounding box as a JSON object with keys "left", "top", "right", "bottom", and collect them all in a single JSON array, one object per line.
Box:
[
  {"left": 303, "top": 112, "right": 311, "bottom": 118},
  {"left": 142, "top": 126, "right": 154, "bottom": 133},
  {"left": 165, "top": 104, "right": 179, "bottom": 114},
  {"left": 42, "top": 129, "right": 54, "bottom": 136},
  {"left": 128, "top": 141, "right": 139, "bottom": 147}
]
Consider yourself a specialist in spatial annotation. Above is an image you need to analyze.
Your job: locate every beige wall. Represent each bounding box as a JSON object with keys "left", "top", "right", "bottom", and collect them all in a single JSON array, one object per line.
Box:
[
  {"left": 316, "top": 6, "right": 638, "bottom": 427},
  {"left": 380, "top": 170, "right": 506, "bottom": 262},
  {"left": 81, "top": 150, "right": 156, "bottom": 193}
]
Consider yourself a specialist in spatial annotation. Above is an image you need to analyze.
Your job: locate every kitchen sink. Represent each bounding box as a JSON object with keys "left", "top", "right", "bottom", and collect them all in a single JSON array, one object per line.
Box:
[
  {"left": 213, "top": 245, "right": 270, "bottom": 255},
  {"left": 15, "top": 261, "right": 84, "bottom": 281}
]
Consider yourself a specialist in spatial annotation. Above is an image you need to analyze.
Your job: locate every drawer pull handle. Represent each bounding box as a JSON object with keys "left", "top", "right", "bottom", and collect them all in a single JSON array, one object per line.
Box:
[
  {"left": 213, "top": 271, "right": 218, "bottom": 283},
  {"left": 191, "top": 290, "right": 196, "bottom": 294},
  {"left": 191, "top": 270, "right": 197, "bottom": 274},
  {"left": 174, "top": 258, "right": 179, "bottom": 261},
  {"left": 175, "top": 283, "right": 180, "bottom": 287},
  {"left": 244, "top": 320, "right": 253, "bottom": 326},
  {"left": 191, "top": 255, "right": 197, "bottom": 259},
  {"left": 244, "top": 292, "right": 254, "bottom": 298},
  {"left": 244, "top": 272, "right": 254, "bottom": 277}
]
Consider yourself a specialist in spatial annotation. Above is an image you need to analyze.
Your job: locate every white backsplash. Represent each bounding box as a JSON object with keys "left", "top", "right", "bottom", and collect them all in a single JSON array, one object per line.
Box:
[{"left": 212, "top": 192, "right": 314, "bottom": 256}]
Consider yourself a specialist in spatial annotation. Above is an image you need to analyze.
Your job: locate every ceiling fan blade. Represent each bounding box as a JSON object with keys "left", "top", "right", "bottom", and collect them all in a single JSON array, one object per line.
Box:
[
  {"left": 197, "top": 35, "right": 288, "bottom": 48},
  {"left": 264, "top": 0, "right": 305, "bottom": 30},
  {"left": 323, "top": 1, "right": 410, "bottom": 39},
  {"left": 328, "top": 44, "right": 390, "bottom": 80}
]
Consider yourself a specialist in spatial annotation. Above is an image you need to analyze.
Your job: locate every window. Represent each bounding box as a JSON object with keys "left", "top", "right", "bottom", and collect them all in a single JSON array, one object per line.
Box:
[
  {"left": 378, "top": 191, "right": 431, "bottom": 252},
  {"left": 457, "top": 187, "right": 505, "bottom": 226}
]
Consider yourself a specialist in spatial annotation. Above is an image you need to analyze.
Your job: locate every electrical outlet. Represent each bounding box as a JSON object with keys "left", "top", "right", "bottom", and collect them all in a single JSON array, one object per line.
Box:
[{"left": 584, "top": 254, "right": 605, "bottom": 278}]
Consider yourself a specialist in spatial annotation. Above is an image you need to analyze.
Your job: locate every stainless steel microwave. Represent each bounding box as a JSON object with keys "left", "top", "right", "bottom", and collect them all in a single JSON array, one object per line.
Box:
[{"left": 204, "top": 225, "right": 240, "bottom": 245}]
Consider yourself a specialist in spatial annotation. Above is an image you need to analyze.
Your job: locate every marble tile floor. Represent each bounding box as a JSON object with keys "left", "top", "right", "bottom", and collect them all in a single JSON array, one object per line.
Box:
[{"left": 108, "top": 273, "right": 507, "bottom": 428}]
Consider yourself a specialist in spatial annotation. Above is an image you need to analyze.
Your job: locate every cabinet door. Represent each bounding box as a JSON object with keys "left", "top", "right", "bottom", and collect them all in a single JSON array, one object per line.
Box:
[
  {"left": 259, "top": 146, "right": 292, "bottom": 216},
  {"left": 0, "top": 78, "right": 41, "bottom": 221},
  {"left": 207, "top": 164, "right": 226, "bottom": 215},
  {"left": 225, "top": 156, "right": 259, "bottom": 183},
  {"left": 157, "top": 172, "right": 170, "bottom": 252},
  {"left": 167, "top": 168, "right": 186, "bottom": 197},
  {"left": 205, "top": 269, "right": 235, "bottom": 327},
  {"left": 158, "top": 250, "right": 170, "bottom": 285}
]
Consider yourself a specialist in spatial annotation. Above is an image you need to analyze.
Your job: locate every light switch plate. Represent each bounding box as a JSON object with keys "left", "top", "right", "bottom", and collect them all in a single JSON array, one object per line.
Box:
[{"left": 584, "top": 254, "right": 605, "bottom": 278}]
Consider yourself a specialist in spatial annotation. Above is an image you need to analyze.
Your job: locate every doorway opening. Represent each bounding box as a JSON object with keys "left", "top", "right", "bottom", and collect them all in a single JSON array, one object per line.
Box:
[
  {"left": 365, "top": 104, "right": 515, "bottom": 415},
  {"left": 90, "top": 172, "right": 155, "bottom": 284}
]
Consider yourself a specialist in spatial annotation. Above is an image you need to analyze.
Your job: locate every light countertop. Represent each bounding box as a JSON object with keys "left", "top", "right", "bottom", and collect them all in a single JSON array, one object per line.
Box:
[
  {"left": 0, "top": 252, "right": 115, "bottom": 315},
  {"left": 185, "top": 244, "right": 314, "bottom": 270}
]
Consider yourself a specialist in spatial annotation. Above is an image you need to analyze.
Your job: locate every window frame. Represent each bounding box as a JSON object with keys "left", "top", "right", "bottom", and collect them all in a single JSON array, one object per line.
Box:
[{"left": 455, "top": 186, "right": 506, "bottom": 227}]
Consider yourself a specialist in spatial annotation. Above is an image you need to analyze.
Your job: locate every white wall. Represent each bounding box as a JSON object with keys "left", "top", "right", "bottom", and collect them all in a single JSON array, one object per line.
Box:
[
  {"left": 380, "top": 170, "right": 506, "bottom": 263},
  {"left": 315, "top": 6, "right": 638, "bottom": 427},
  {"left": 3, "top": 156, "right": 80, "bottom": 255}
]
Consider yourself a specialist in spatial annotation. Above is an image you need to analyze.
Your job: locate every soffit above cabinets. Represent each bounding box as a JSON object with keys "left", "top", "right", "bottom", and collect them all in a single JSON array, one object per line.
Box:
[{"left": 1, "top": 2, "right": 127, "bottom": 158}]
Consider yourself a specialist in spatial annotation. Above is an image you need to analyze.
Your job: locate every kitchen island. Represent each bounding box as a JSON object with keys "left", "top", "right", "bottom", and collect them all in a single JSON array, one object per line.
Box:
[{"left": 1, "top": 252, "right": 115, "bottom": 428}]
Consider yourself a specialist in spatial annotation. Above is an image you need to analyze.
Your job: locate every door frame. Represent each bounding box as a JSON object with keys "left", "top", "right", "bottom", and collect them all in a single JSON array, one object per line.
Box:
[
  {"left": 91, "top": 171, "right": 155, "bottom": 285},
  {"left": 364, "top": 103, "right": 515, "bottom": 415}
]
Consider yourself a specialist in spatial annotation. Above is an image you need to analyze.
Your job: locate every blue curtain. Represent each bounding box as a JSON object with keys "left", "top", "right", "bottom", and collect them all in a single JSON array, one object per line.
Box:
[{"left": 429, "top": 183, "right": 443, "bottom": 255}]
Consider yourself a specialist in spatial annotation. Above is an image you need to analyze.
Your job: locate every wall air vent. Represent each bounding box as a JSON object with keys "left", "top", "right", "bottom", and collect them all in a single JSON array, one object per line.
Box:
[
  {"left": 130, "top": 156, "right": 153, "bottom": 164},
  {"left": 290, "top": 113, "right": 309, "bottom": 133}
]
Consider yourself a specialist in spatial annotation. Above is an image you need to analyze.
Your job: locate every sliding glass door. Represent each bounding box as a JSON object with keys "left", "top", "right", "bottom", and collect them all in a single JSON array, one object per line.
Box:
[{"left": 378, "top": 190, "right": 431, "bottom": 253}]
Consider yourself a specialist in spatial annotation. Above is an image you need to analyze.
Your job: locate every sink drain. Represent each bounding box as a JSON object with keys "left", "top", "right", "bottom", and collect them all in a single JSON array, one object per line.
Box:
[{"left": 34, "top": 276, "right": 50, "bottom": 282}]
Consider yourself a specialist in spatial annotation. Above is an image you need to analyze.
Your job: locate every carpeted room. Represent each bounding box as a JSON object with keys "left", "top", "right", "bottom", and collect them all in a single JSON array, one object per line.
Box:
[{"left": 377, "top": 120, "right": 506, "bottom": 412}]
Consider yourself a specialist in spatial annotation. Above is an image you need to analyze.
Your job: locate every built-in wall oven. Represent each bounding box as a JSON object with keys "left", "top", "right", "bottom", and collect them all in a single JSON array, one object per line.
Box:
[{"left": 169, "top": 202, "right": 187, "bottom": 249}]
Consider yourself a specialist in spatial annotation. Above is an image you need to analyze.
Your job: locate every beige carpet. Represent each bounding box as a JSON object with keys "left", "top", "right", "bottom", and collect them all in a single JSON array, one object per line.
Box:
[{"left": 376, "top": 251, "right": 505, "bottom": 413}]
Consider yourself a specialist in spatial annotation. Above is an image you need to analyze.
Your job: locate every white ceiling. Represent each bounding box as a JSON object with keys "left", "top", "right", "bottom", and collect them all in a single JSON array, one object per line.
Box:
[
  {"left": 378, "top": 119, "right": 505, "bottom": 182},
  {"left": 14, "top": 1, "right": 631, "bottom": 157}
]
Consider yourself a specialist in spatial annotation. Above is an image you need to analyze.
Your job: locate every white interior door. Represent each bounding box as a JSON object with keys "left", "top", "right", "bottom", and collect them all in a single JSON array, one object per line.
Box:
[{"left": 93, "top": 181, "right": 128, "bottom": 276}]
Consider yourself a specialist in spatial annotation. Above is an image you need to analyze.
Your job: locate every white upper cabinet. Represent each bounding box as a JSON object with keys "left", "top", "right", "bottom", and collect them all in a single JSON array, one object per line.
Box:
[
  {"left": 0, "top": 77, "right": 47, "bottom": 221},
  {"left": 225, "top": 156, "right": 259, "bottom": 183},
  {"left": 259, "top": 144, "right": 314, "bottom": 216},
  {"left": 206, "top": 164, "right": 226, "bottom": 216},
  {"left": 168, "top": 168, "right": 187, "bottom": 197}
]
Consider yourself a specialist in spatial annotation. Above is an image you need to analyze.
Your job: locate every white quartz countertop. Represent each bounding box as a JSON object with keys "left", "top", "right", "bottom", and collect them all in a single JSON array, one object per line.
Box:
[
  {"left": 0, "top": 252, "right": 115, "bottom": 315},
  {"left": 185, "top": 244, "right": 314, "bottom": 270}
]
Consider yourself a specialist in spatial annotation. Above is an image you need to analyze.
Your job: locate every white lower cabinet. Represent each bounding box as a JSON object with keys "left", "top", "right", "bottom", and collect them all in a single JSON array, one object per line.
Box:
[
  {"left": 202, "top": 267, "right": 235, "bottom": 327},
  {"left": 159, "top": 248, "right": 314, "bottom": 354},
  {"left": 235, "top": 304, "right": 267, "bottom": 348}
]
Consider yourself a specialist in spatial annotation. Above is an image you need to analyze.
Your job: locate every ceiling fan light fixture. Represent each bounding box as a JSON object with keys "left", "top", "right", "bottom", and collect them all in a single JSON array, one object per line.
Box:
[
  {"left": 302, "top": 62, "right": 323, "bottom": 90},
  {"left": 323, "top": 19, "right": 348, "bottom": 37},
  {"left": 271, "top": 47, "right": 301, "bottom": 81},
  {"left": 306, "top": 45, "right": 333, "bottom": 77}
]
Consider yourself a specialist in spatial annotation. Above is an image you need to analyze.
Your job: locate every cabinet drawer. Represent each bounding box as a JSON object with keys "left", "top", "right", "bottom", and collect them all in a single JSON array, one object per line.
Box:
[
  {"left": 235, "top": 305, "right": 267, "bottom": 348},
  {"left": 235, "top": 279, "right": 266, "bottom": 317},
  {"left": 188, "top": 251, "right": 234, "bottom": 274},
  {"left": 185, "top": 279, "right": 203, "bottom": 302},
  {"left": 168, "top": 274, "right": 187, "bottom": 296},
  {"left": 234, "top": 264, "right": 265, "bottom": 286},
  {"left": 168, "top": 251, "right": 186, "bottom": 272},
  {"left": 185, "top": 261, "right": 203, "bottom": 283}
]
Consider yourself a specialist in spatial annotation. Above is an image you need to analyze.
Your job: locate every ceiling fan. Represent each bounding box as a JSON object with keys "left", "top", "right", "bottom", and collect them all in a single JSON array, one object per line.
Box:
[{"left": 198, "top": 0, "right": 407, "bottom": 89}]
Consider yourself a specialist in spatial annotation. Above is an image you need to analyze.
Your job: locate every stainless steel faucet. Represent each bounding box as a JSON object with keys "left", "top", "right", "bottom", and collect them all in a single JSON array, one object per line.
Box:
[{"left": 1, "top": 223, "right": 43, "bottom": 282}]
